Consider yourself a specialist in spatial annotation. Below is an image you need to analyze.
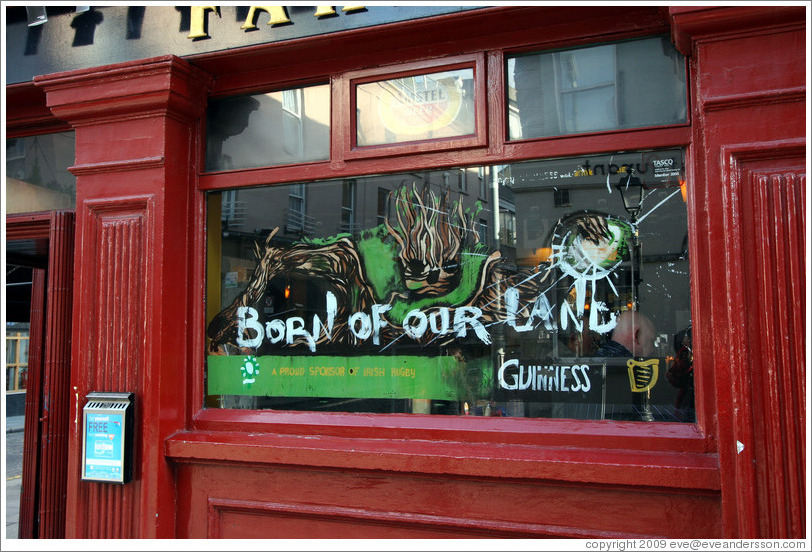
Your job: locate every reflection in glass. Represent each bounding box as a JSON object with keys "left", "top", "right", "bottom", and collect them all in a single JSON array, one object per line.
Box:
[
  {"left": 205, "top": 150, "right": 692, "bottom": 421},
  {"left": 356, "top": 68, "right": 475, "bottom": 147},
  {"left": 5, "top": 323, "right": 30, "bottom": 392},
  {"left": 507, "top": 36, "right": 687, "bottom": 140},
  {"left": 5, "top": 132, "right": 76, "bottom": 214},
  {"left": 205, "top": 84, "right": 330, "bottom": 171}
]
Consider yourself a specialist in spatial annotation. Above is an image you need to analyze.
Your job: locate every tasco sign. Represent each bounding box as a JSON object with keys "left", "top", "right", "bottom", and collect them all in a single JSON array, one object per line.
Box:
[{"left": 5, "top": 5, "right": 479, "bottom": 84}]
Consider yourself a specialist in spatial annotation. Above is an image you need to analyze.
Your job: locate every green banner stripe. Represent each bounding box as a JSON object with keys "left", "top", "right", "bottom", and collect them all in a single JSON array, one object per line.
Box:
[{"left": 207, "top": 355, "right": 464, "bottom": 400}]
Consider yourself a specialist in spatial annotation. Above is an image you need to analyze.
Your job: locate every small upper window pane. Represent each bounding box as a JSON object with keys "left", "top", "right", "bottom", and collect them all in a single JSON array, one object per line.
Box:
[
  {"left": 5, "top": 132, "right": 76, "bottom": 214},
  {"left": 205, "top": 84, "right": 330, "bottom": 172},
  {"left": 356, "top": 68, "right": 475, "bottom": 147},
  {"left": 507, "top": 37, "right": 687, "bottom": 140}
]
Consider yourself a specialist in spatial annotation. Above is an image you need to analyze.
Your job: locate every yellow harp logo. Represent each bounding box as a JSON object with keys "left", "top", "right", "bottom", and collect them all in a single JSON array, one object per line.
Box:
[{"left": 627, "top": 359, "right": 660, "bottom": 393}]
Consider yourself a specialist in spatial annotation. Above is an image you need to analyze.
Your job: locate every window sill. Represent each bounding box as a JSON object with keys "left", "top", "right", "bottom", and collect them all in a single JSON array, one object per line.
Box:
[{"left": 166, "top": 410, "right": 720, "bottom": 491}]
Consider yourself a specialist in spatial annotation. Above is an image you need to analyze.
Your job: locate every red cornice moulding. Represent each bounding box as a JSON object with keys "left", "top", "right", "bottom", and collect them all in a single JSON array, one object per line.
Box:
[
  {"left": 701, "top": 86, "right": 807, "bottom": 113},
  {"left": 5, "top": 82, "right": 71, "bottom": 136},
  {"left": 668, "top": 5, "right": 806, "bottom": 55},
  {"left": 33, "top": 55, "right": 213, "bottom": 126}
]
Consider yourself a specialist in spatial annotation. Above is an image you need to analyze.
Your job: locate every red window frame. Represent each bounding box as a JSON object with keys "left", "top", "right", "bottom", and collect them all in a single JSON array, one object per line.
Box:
[
  {"left": 185, "top": 7, "right": 715, "bottom": 491},
  {"left": 340, "top": 53, "right": 487, "bottom": 159}
]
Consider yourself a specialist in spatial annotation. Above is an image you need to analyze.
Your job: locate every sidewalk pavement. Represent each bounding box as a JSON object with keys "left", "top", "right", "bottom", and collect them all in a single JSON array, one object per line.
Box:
[
  {"left": 6, "top": 416, "right": 25, "bottom": 434},
  {"left": 5, "top": 477, "right": 21, "bottom": 540},
  {"left": 5, "top": 415, "right": 24, "bottom": 540}
]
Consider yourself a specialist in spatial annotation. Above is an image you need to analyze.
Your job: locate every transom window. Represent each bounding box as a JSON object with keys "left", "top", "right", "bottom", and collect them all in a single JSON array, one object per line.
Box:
[
  {"left": 507, "top": 36, "right": 687, "bottom": 140},
  {"left": 205, "top": 84, "right": 330, "bottom": 172}
]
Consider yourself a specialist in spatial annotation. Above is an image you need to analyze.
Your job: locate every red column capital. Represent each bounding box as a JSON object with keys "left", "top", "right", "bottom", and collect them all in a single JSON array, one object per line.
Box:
[
  {"left": 667, "top": 5, "right": 806, "bottom": 56},
  {"left": 35, "top": 55, "right": 212, "bottom": 128}
]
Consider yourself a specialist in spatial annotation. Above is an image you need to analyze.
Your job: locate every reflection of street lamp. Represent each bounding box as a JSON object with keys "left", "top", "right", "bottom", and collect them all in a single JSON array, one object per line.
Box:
[
  {"left": 615, "top": 168, "right": 652, "bottom": 421},
  {"left": 615, "top": 168, "right": 645, "bottom": 224},
  {"left": 615, "top": 168, "right": 644, "bottom": 311}
]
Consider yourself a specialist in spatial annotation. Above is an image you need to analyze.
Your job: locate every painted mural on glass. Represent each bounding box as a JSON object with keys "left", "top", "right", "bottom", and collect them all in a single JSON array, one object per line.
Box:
[{"left": 206, "top": 150, "right": 693, "bottom": 421}]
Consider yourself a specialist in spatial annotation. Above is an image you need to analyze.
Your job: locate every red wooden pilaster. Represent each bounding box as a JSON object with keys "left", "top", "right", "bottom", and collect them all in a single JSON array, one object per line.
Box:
[
  {"left": 35, "top": 56, "right": 212, "bottom": 538},
  {"left": 669, "top": 6, "right": 807, "bottom": 539}
]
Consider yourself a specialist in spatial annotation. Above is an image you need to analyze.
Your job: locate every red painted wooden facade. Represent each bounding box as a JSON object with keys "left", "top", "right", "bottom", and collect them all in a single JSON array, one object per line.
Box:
[{"left": 5, "top": 6, "right": 806, "bottom": 539}]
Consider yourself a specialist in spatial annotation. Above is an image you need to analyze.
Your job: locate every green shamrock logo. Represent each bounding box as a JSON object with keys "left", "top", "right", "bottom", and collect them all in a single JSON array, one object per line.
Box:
[{"left": 240, "top": 356, "right": 259, "bottom": 385}]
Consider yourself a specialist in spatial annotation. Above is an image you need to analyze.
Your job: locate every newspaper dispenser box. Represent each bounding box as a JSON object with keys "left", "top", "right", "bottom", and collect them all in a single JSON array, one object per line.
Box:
[{"left": 81, "top": 392, "right": 134, "bottom": 484}]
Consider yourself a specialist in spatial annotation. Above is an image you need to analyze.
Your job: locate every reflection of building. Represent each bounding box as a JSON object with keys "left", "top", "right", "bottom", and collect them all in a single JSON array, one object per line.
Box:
[
  {"left": 5, "top": 322, "right": 30, "bottom": 415},
  {"left": 509, "top": 37, "right": 687, "bottom": 139},
  {"left": 5, "top": 133, "right": 76, "bottom": 213},
  {"left": 206, "top": 85, "right": 330, "bottom": 171}
]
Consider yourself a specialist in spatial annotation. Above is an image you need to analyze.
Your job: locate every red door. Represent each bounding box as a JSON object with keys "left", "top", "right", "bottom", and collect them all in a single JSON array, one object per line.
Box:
[{"left": 6, "top": 211, "right": 75, "bottom": 538}]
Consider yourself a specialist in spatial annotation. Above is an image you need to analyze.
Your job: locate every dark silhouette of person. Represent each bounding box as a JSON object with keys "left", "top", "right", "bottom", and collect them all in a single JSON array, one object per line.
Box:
[{"left": 666, "top": 325, "right": 694, "bottom": 422}]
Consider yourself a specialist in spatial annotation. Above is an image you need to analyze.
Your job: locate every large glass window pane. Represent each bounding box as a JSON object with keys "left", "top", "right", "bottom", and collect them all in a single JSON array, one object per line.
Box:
[
  {"left": 356, "top": 68, "right": 475, "bottom": 147},
  {"left": 507, "top": 37, "right": 687, "bottom": 140},
  {"left": 205, "top": 84, "right": 330, "bottom": 171},
  {"left": 206, "top": 149, "right": 693, "bottom": 422},
  {"left": 5, "top": 132, "right": 76, "bottom": 214}
]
